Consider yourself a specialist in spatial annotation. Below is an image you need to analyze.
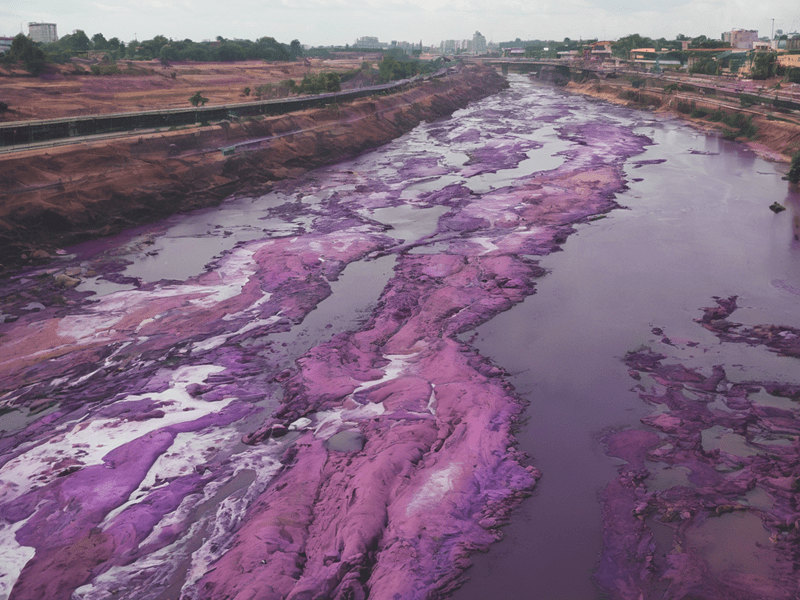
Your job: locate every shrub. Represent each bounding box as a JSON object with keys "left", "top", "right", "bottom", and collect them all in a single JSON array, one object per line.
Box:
[
  {"left": 189, "top": 91, "right": 209, "bottom": 106},
  {"left": 740, "top": 95, "right": 757, "bottom": 107},
  {"left": 90, "top": 64, "right": 120, "bottom": 75},
  {"left": 787, "top": 152, "right": 800, "bottom": 184},
  {"left": 0, "top": 101, "right": 8, "bottom": 113},
  {"left": 690, "top": 107, "right": 709, "bottom": 118},
  {"left": 708, "top": 109, "right": 725, "bottom": 122},
  {"left": 243, "top": 86, "right": 251, "bottom": 96},
  {"left": 676, "top": 100, "right": 694, "bottom": 114}
]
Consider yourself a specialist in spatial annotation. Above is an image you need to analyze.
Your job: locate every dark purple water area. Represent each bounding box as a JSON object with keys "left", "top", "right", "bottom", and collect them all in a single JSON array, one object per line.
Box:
[
  {"left": 1, "top": 75, "right": 798, "bottom": 600},
  {"left": 452, "top": 103, "right": 800, "bottom": 599}
]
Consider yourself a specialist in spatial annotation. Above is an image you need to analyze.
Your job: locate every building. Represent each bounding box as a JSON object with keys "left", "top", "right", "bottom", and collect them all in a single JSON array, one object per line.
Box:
[
  {"left": 777, "top": 53, "right": 800, "bottom": 69},
  {"left": 504, "top": 47, "right": 525, "bottom": 57},
  {"left": 722, "top": 29, "right": 757, "bottom": 50},
  {"left": 629, "top": 47, "right": 656, "bottom": 61},
  {"left": 587, "top": 41, "right": 614, "bottom": 60},
  {"left": 473, "top": 31, "right": 486, "bottom": 55},
  {"left": 354, "top": 36, "right": 386, "bottom": 49},
  {"left": 0, "top": 36, "right": 13, "bottom": 54},
  {"left": 787, "top": 37, "right": 800, "bottom": 51},
  {"left": 28, "top": 22, "right": 58, "bottom": 44}
]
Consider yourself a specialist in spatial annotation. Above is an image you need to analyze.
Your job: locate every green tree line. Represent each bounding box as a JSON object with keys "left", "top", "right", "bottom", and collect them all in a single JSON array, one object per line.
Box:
[{"left": 1, "top": 31, "right": 303, "bottom": 74}]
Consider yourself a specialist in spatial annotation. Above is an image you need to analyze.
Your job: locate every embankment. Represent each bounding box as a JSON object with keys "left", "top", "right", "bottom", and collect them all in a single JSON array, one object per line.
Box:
[
  {"left": 565, "top": 78, "right": 800, "bottom": 163},
  {"left": 0, "top": 63, "right": 507, "bottom": 270}
]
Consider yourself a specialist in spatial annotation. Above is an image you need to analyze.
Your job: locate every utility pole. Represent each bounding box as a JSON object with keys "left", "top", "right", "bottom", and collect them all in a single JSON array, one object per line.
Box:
[{"left": 771, "top": 19, "right": 774, "bottom": 41}]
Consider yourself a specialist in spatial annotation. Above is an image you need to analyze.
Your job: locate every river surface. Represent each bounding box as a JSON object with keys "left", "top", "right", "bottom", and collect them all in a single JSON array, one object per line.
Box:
[
  {"left": 452, "top": 93, "right": 800, "bottom": 599},
  {"left": 1, "top": 75, "right": 798, "bottom": 600}
]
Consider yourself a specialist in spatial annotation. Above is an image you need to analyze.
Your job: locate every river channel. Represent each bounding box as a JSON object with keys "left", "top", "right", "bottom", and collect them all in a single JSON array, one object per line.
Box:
[{"left": 0, "top": 75, "right": 798, "bottom": 600}]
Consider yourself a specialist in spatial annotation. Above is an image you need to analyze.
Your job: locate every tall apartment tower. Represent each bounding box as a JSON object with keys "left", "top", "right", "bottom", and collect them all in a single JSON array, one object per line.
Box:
[
  {"left": 473, "top": 31, "right": 487, "bottom": 55},
  {"left": 28, "top": 23, "right": 58, "bottom": 44}
]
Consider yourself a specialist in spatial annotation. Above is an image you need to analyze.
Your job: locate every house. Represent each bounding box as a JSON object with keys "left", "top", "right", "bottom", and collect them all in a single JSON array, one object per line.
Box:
[
  {"left": 587, "top": 41, "right": 614, "bottom": 60},
  {"left": 0, "top": 36, "right": 13, "bottom": 54},
  {"left": 629, "top": 47, "right": 656, "bottom": 61},
  {"left": 777, "top": 53, "right": 800, "bottom": 68},
  {"left": 504, "top": 47, "right": 525, "bottom": 58}
]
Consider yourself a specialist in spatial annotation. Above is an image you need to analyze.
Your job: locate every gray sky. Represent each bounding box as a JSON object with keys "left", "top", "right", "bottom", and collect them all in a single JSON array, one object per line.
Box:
[{"left": 3, "top": 0, "right": 799, "bottom": 47}]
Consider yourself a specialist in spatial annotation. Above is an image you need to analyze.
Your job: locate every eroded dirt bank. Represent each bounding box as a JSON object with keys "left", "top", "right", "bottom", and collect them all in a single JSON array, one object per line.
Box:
[
  {"left": 0, "top": 63, "right": 507, "bottom": 270},
  {"left": 565, "top": 79, "right": 800, "bottom": 162}
]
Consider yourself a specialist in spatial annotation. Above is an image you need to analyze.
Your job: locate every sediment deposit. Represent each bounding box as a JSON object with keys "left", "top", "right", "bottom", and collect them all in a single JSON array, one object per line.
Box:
[
  {"left": 0, "top": 76, "right": 652, "bottom": 599},
  {"left": 600, "top": 296, "right": 800, "bottom": 599}
]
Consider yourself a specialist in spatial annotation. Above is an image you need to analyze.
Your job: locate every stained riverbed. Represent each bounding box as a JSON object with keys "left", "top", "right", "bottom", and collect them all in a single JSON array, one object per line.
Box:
[
  {"left": 453, "top": 100, "right": 800, "bottom": 599},
  {"left": 1, "top": 76, "right": 798, "bottom": 600}
]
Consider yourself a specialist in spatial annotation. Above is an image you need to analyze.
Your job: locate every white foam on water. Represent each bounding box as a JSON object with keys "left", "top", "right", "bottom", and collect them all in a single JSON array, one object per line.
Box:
[
  {"left": 192, "top": 315, "right": 282, "bottom": 352},
  {"left": 0, "top": 518, "right": 35, "bottom": 600},
  {"left": 0, "top": 365, "right": 232, "bottom": 505},
  {"left": 350, "top": 353, "right": 418, "bottom": 395},
  {"left": 426, "top": 384, "right": 438, "bottom": 415},
  {"left": 314, "top": 403, "right": 386, "bottom": 440},
  {"left": 472, "top": 237, "right": 499, "bottom": 254},
  {"left": 101, "top": 427, "right": 241, "bottom": 528},
  {"left": 56, "top": 248, "right": 257, "bottom": 343},
  {"left": 75, "top": 442, "right": 284, "bottom": 600},
  {"left": 181, "top": 444, "right": 283, "bottom": 594}
]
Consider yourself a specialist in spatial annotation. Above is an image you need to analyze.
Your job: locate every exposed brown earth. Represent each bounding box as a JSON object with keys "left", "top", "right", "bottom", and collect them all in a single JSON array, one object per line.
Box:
[
  {"left": 0, "top": 62, "right": 508, "bottom": 271},
  {"left": 0, "top": 58, "right": 373, "bottom": 122}
]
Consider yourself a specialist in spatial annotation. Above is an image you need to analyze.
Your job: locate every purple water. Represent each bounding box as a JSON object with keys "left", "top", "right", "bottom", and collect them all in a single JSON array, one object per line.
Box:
[
  {"left": 452, "top": 105, "right": 800, "bottom": 599},
  {"left": 1, "top": 75, "right": 798, "bottom": 600}
]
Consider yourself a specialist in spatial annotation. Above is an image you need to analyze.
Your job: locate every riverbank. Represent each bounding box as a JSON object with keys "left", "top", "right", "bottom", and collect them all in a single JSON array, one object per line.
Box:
[
  {"left": 565, "top": 78, "right": 800, "bottom": 164},
  {"left": 0, "top": 63, "right": 507, "bottom": 271}
]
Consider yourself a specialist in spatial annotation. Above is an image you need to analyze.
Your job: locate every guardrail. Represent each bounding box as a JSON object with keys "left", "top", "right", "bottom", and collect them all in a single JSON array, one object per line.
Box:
[{"left": 0, "top": 79, "right": 420, "bottom": 149}]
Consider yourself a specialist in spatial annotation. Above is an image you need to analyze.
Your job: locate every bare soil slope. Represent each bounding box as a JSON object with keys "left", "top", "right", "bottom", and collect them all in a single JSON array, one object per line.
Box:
[
  {"left": 0, "top": 58, "right": 368, "bottom": 122},
  {"left": 0, "top": 63, "right": 507, "bottom": 270}
]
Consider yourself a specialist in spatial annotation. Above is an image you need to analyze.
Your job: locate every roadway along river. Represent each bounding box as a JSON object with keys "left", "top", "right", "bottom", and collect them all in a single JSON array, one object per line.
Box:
[{"left": 0, "top": 75, "right": 798, "bottom": 600}]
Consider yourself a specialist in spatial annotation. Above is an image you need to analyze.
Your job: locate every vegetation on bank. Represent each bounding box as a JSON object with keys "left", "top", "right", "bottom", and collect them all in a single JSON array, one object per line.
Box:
[
  {"left": 0, "top": 32, "right": 304, "bottom": 74},
  {"left": 788, "top": 152, "right": 800, "bottom": 184},
  {"left": 242, "top": 56, "right": 453, "bottom": 101}
]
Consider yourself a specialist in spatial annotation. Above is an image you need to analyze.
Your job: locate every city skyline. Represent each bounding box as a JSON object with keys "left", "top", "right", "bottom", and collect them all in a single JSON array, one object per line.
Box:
[{"left": 3, "top": 0, "right": 799, "bottom": 48}]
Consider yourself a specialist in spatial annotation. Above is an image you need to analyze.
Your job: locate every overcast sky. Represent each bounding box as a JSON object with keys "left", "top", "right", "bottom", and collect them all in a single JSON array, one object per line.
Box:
[{"left": 3, "top": 0, "right": 800, "bottom": 48}]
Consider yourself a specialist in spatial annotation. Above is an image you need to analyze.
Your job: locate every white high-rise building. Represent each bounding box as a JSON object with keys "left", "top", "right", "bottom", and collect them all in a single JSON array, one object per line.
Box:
[
  {"left": 28, "top": 22, "right": 58, "bottom": 44},
  {"left": 473, "top": 31, "right": 487, "bottom": 55}
]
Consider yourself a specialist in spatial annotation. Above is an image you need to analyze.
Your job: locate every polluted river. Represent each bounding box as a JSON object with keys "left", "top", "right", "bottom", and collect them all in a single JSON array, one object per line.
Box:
[{"left": 1, "top": 74, "right": 799, "bottom": 600}]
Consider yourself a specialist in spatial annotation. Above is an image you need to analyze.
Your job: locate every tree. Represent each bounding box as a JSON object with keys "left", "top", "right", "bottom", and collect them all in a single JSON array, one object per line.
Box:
[
  {"left": 690, "top": 56, "right": 719, "bottom": 75},
  {"left": 290, "top": 39, "right": 303, "bottom": 59},
  {"left": 613, "top": 34, "right": 653, "bottom": 58},
  {"left": 786, "top": 67, "right": 800, "bottom": 84},
  {"left": 215, "top": 43, "right": 245, "bottom": 62},
  {"left": 787, "top": 152, "right": 800, "bottom": 184},
  {"left": 160, "top": 45, "right": 179, "bottom": 63},
  {"left": 92, "top": 33, "right": 108, "bottom": 50},
  {"left": 751, "top": 52, "right": 776, "bottom": 80},
  {"left": 189, "top": 91, "right": 209, "bottom": 106},
  {"left": 5, "top": 34, "right": 47, "bottom": 74}
]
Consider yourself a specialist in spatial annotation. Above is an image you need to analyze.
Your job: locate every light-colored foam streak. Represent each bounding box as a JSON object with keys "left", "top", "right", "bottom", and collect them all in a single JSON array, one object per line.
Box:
[
  {"left": 0, "top": 518, "right": 35, "bottom": 600},
  {"left": 0, "top": 365, "right": 232, "bottom": 505}
]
